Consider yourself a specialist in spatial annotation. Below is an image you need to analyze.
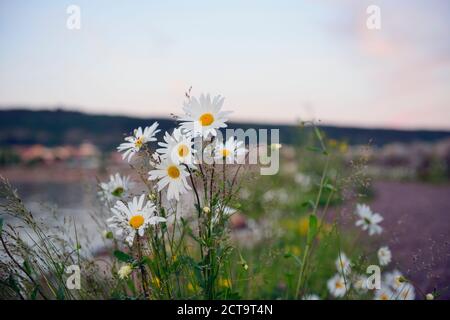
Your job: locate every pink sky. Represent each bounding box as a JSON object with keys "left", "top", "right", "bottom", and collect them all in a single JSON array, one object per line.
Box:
[{"left": 0, "top": 0, "right": 449, "bottom": 129}]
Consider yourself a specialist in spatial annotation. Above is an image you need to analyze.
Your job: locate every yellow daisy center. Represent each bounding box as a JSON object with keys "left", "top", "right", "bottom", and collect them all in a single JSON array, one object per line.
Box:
[
  {"left": 129, "top": 215, "right": 145, "bottom": 229},
  {"left": 199, "top": 113, "right": 214, "bottom": 126},
  {"left": 335, "top": 281, "right": 344, "bottom": 289},
  {"left": 380, "top": 293, "right": 389, "bottom": 300},
  {"left": 221, "top": 148, "right": 231, "bottom": 157},
  {"left": 135, "top": 136, "right": 144, "bottom": 149},
  {"left": 167, "top": 165, "right": 180, "bottom": 179},
  {"left": 177, "top": 144, "right": 190, "bottom": 157}
]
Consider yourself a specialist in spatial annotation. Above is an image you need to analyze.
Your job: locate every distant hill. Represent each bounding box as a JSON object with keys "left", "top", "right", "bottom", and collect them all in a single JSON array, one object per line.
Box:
[{"left": 1, "top": 109, "right": 450, "bottom": 150}]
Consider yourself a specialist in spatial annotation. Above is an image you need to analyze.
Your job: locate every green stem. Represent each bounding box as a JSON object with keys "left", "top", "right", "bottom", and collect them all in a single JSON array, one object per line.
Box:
[{"left": 295, "top": 155, "right": 329, "bottom": 298}]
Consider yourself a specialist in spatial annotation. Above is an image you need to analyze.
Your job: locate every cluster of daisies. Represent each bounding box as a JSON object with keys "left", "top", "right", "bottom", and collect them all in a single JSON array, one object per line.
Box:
[
  {"left": 304, "top": 204, "right": 415, "bottom": 300},
  {"left": 98, "top": 94, "right": 247, "bottom": 246},
  {"left": 325, "top": 251, "right": 414, "bottom": 300}
]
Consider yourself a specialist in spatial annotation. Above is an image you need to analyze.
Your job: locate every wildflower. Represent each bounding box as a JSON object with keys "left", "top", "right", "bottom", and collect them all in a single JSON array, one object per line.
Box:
[
  {"left": 202, "top": 206, "right": 211, "bottom": 214},
  {"left": 374, "top": 286, "right": 394, "bottom": 300},
  {"left": 148, "top": 159, "right": 191, "bottom": 201},
  {"left": 294, "top": 172, "right": 311, "bottom": 190},
  {"left": 377, "top": 246, "right": 392, "bottom": 266},
  {"left": 219, "top": 278, "right": 231, "bottom": 288},
  {"left": 214, "top": 137, "right": 247, "bottom": 163},
  {"left": 354, "top": 204, "right": 383, "bottom": 236},
  {"left": 302, "top": 294, "right": 320, "bottom": 300},
  {"left": 297, "top": 216, "right": 309, "bottom": 236},
  {"left": 396, "top": 283, "right": 415, "bottom": 300},
  {"left": 286, "top": 245, "right": 301, "bottom": 256},
  {"left": 118, "top": 264, "right": 133, "bottom": 280},
  {"left": 179, "top": 93, "right": 231, "bottom": 138},
  {"left": 107, "top": 194, "right": 166, "bottom": 245},
  {"left": 117, "top": 123, "right": 160, "bottom": 162},
  {"left": 384, "top": 270, "right": 407, "bottom": 291},
  {"left": 152, "top": 277, "right": 161, "bottom": 288},
  {"left": 187, "top": 283, "right": 196, "bottom": 292},
  {"left": 98, "top": 173, "right": 132, "bottom": 203},
  {"left": 262, "top": 189, "right": 288, "bottom": 203},
  {"left": 335, "top": 253, "right": 351, "bottom": 275},
  {"left": 156, "top": 128, "right": 195, "bottom": 165},
  {"left": 327, "top": 274, "right": 348, "bottom": 298},
  {"left": 211, "top": 205, "right": 236, "bottom": 225},
  {"left": 426, "top": 293, "right": 434, "bottom": 300},
  {"left": 353, "top": 275, "right": 369, "bottom": 292}
]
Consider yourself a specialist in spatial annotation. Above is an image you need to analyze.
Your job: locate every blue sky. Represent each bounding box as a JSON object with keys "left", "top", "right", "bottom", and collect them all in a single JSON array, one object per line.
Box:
[{"left": 1, "top": 0, "right": 449, "bottom": 129}]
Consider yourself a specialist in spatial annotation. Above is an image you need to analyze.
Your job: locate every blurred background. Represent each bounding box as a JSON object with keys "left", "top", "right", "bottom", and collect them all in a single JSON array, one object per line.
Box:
[{"left": 0, "top": 0, "right": 449, "bottom": 297}]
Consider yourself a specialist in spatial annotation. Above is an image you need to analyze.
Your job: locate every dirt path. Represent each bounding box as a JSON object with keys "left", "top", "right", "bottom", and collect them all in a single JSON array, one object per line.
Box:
[{"left": 369, "top": 180, "right": 450, "bottom": 299}]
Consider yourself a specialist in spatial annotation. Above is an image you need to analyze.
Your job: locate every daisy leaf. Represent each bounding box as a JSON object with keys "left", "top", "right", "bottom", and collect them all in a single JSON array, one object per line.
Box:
[{"left": 113, "top": 250, "right": 134, "bottom": 263}]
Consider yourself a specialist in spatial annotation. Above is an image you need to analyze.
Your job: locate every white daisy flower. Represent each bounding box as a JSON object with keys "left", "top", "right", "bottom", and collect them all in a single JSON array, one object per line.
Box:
[
  {"left": 395, "top": 283, "right": 415, "bottom": 300},
  {"left": 335, "top": 253, "right": 352, "bottom": 275},
  {"left": 354, "top": 204, "right": 383, "bottom": 236},
  {"left": 353, "top": 274, "right": 369, "bottom": 292},
  {"left": 374, "top": 286, "right": 394, "bottom": 300},
  {"left": 148, "top": 159, "right": 191, "bottom": 201},
  {"left": 212, "top": 205, "right": 237, "bottom": 225},
  {"left": 107, "top": 194, "right": 166, "bottom": 245},
  {"left": 98, "top": 173, "right": 132, "bottom": 203},
  {"left": 179, "top": 93, "right": 231, "bottom": 138},
  {"left": 118, "top": 264, "right": 133, "bottom": 280},
  {"left": 117, "top": 122, "right": 160, "bottom": 162},
  {"left": 156, "top": 128, "right": 195, "bottom": 165},
  {"left": 214, "top": 137, "right": 247, "bottom": 163},
  {"left": 377, "top": 246, "right": 392, "bottom": 266},
  {"left": 384, "top": 269, "right": 406, "bottom": 291},
  {"left": 327, "top": 273, "right": 348, "bottom": 298},
  {"left": 302, "top": 294, "right": 320, "bottom": 300}
]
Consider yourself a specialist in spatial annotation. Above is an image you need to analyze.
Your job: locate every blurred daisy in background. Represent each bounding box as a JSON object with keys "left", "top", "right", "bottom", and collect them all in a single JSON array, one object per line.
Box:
[
  {"left": 384, "top": 269, "right": 406, "bottom": 292},
  {"left": 302, "top": 294, "right": 320, "bottom": 300},
  {"left": 99, "top": 173, "right": 132, "bottom": 203},
  {"left": 118, "top": 264, "right": 133, "bottom": 280},
  {"left": 377, "top": 246, "right": 392, "bottom": 266},
  {"left": 149, "top": 159, "right": 191, "bottom": 201},
  {"left": 335, "top": 253, "right": 352, "bottom": 275},
  {"left": 117, "top": 122, "right": 160, "bottom": 162},
  {"left": 179, "top": 94, "right": 231, "bottom": 138},
  {"left": 374, "top": 286, "right": 394, "bottom": 300},
  {"left": 107, "top": 194, "right": 166, "bottom": 245},
  {"left": 156, "top": 128, "right": 195, "bottom": 165},
  {"left": 353, "top": 275, "right": 369, "bottom": 293},
  {"left": 214, "top": 137, "right": 247, "bottom": 163},
  {"left": 354, "top": 204, "right": 383, "bottom": 236},
  {"left": 396, "top": 283, "right": 416, "bottom": 300},
  {"left": 211, "top": 205, "right": 237, "bottom": 225},
  {"left": 327, "top": 274, "right": 348, "bottom": 298}
]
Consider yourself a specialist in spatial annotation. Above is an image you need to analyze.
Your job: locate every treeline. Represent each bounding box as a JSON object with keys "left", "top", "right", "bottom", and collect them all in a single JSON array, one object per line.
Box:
[{"left": 1, "top": 109, "right": 450, "bottom": 150}]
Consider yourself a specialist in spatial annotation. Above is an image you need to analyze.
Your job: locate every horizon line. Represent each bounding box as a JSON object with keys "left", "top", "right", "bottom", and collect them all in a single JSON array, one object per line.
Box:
[{"left": 1, "top": 105, "right": 450, "bottom": 133}]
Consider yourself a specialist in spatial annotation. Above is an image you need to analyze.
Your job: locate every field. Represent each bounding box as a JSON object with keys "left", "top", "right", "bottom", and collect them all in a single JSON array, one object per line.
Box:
[{"left": 1, "top": 97, "right": 449, "bottom": 300}]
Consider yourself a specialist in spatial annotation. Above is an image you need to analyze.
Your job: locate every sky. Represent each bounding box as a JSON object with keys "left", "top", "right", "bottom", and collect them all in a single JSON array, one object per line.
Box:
[{"left": 0, "top": 0, "right": 449, "bottom": 129}]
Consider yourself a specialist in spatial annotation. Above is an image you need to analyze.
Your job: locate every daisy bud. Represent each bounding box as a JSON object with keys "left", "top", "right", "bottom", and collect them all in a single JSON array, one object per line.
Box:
[
  {"left": 148, "top": 193, "right": 157, "bottom": 202},
  {"left": 426, "top": 293, "right": 434, "bottom": 300},
  {"left": 118, "top": 264, "right": 133, "bottom": 280},
  {"left": 102, "top": 230, "right": 113, "bottom": 239},
  {"left": 203, "top": 206, "right": 211, "bottom": 214}
]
